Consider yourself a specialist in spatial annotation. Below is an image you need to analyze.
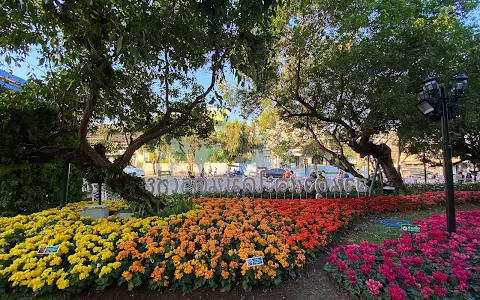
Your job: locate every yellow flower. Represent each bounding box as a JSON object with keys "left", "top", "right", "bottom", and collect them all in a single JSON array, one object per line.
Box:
[
  {"left": 99, "top": 266, "right": 112, "bottom": 278},
  {"left": 49, "top": 256, "right": 62, "bottom": 266},
  {"left": 56, "top": 278, "right": 69, "bottom": 289}
]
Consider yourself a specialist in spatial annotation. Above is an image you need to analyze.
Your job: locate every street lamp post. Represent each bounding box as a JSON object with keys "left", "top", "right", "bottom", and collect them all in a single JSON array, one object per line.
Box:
[{"left": 416, "top": 73, "right": 468, "bottom": 233}]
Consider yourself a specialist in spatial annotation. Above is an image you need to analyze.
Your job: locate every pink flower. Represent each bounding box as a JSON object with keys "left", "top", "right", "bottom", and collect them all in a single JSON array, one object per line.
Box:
[
  {"left": 327, "top": 254, "right": 338, "bottom": 263},
  {"left": 414, "top": 271, "right": 431, "bottom": 285},
  {"left": 451, "top": 267, "right": 471, "bottom": 282},
  {"left": 361, "top": 253, "right": 375, "bottom": 264},
  {"left": 388, "top": 284, "right": 406, "bottom": 300},
  {"left": 377, "top": 264, "right": 396, "bottom": 282},
  {"left": 366, "top": 279, "right": 383, "bottom": 295}
]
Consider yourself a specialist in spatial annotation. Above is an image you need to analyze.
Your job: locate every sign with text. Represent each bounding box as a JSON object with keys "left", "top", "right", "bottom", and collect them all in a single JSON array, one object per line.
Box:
[
  {"left": 401, "top": 224, "right": 421, "bottom": 233},
  {"left": 246, "top": 256, "right": 264, "bottom": 267},
  {"left": 37, "top": 246, "right": 60, "bottom": 255}
]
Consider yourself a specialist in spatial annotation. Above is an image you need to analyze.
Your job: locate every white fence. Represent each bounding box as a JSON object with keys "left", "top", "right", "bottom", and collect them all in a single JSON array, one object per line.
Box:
[{"left": 83, "top": 176, "right": 370, "bottom": 201}]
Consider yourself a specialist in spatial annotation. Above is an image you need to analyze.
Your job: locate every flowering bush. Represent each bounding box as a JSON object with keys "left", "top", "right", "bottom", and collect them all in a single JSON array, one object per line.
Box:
[
  {"left": 0, "top": 201, "right": 201, "bottom": 293},
  {"left": 114, "top": 198, "right": 359, "bottom": 292},
  {"left": 325, "top": 210, "right": 480, "bottom": 299},
  {"left": 0, "top": 191, "right": 479, "bottom": 295}
]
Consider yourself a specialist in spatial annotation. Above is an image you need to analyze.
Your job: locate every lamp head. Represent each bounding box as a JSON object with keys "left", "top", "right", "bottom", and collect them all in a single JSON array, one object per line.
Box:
[
  {"left": 423, "top": 73, "right": 440, "bottom": 98},
  {"left": 452, "top": 72, "right": 468, "bottom": 96}
]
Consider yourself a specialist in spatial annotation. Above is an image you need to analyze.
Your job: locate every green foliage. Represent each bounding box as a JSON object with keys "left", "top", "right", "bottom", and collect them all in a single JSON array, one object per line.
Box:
[
  {"left": 238, "top": 0, "right": 478, "bottom": 184},
  {"left": 0, "top": 0, "right": 278, "bottom": 148},
  {"left": 403, "top": 183, "right": 480, "bottom": 194},
  {"left": 129, "top": 194, "right": 195, "bottom": 218},
  {"left": 0, "top": 164, "right": 84, "bottom": 217},
  {"left": 211, "top": 119, "right": 261, "bottom": 163},
  {"left": 207, "top": 149, "right": 230, "bottom": 163},
  {"left": 0, "top": 88, "right": 85, "bottom": 216}
]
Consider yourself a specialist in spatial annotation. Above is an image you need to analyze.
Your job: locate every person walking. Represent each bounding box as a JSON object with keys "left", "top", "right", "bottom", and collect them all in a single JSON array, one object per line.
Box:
[
  {"left": 208, "top": 165, "right": 213, "bottom": 177},
  {"left": 458, "top": 171, "right": 464, "bottom": 183}
]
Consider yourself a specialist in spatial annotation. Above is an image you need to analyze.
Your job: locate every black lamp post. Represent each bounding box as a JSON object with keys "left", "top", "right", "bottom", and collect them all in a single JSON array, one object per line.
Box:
[{"left": 416, "top": 73, "right": 468, "bottom": 233}]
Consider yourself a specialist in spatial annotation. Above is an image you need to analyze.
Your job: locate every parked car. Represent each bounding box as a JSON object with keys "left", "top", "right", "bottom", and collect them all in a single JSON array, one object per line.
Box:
[
  {"left": 124, "top": 165, "right": 145, "bottom": 177},
  {"left": 226, "top": 164, "right": 244, "bottom": 177},
  {"left": 264, "top": 168, "right": 286, "bottom": 178},
  {"left": 226, "top": 169, "right": 244, "bottom": 177}
]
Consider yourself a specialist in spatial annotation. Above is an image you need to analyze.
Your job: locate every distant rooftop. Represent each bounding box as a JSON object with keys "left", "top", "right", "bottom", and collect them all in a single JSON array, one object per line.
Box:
[{"left": 0, "top": 69, "right": 27, "bottom": 91}]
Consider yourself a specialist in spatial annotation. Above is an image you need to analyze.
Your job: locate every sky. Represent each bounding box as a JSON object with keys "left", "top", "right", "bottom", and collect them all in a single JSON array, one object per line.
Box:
[{"left": 1, "top": 49, "right": 244, "bottom": 122}]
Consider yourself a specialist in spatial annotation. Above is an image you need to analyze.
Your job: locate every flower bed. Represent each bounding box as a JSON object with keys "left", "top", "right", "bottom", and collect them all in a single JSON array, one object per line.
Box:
[
  {"left": 325, "top": 210, "right": 480, "bottom": 299},
  {"left": 0, "top": 191, "right": 479, "bottom": 295}
]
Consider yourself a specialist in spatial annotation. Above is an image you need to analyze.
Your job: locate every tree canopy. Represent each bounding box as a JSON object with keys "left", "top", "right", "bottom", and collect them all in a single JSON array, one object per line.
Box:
[
  {"left": 0, "top": 0, "right": 279, "bottom": 208},
  {"left": 235, "top": 0, "right": 478, "bottom": 186},
  {"left": 210, "top": 119, "right": 261, "bottom": 163}
]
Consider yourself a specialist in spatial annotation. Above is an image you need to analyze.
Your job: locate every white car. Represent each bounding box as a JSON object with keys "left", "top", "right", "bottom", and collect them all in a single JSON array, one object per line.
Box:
[{"left": 123, "top": 165, "right": 145, "bottom": 177}]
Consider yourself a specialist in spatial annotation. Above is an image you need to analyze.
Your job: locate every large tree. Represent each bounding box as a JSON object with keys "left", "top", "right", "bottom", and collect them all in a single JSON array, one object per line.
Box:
[
  {"left": 237, "top": 0, "right": 477, "bottom": 187},
  {"left": 0, "top": 0, "right": 278, "bottom": 209}
]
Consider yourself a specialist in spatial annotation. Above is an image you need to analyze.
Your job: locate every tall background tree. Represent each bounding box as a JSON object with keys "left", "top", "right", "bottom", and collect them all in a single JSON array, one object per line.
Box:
[
  {"left": 210, "top": 119, "right": 261, "bottom": 163},
  {"left": 0, "top": 0, "right": 279, "bottom": 208}
]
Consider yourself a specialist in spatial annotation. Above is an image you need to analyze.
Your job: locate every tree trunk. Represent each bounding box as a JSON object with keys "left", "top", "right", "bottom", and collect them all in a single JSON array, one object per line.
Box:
[
  {"left": 337, "top": 156, "right": 363, "bottom": 178},
  {"left": 350, "top": 140, "right": 404, "bottom": 187},
  {"left": 377, "top": 153, "right": 403, "bottom": 187},
  {"left": 67, "top": 148, "right": 162, "bottom": 209}
]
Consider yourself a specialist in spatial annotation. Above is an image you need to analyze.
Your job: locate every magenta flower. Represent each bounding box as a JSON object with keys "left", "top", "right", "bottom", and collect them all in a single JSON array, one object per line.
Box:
[
  {"left": 388, "top": 284, "right": 406, "bottom": 300},
  {"left": 336, "top": 260, "right": 347, "bottom": 272},
  {"left": 421, "top": 287, "right": 434, "bottom": 297},
  {"left": 432, "top": 271, "right": 448, "bottom": 284}
]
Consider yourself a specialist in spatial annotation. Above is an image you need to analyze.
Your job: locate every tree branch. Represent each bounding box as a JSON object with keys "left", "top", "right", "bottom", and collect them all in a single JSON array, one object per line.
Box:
[
  {"left": 116, "top": 51, "right": 220, "bottom": 166},
  {"left": 164, "top": 50, "right": 170, "bottom": 111},
  {"left": 79, "top": 82, "right": 111, "bottom": 167}
]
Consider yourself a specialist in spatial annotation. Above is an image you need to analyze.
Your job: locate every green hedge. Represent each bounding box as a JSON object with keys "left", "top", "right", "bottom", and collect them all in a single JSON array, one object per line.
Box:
[
  {"left": 0, "top": 164, "right": 84, "bottom": 217},
  {"left": 403, "top": 183, "right": 480, "bottom": 194}
]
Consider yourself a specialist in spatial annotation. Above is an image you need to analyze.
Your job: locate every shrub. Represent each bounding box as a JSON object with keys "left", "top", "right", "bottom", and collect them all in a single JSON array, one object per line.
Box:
[{"left": 0, "top": 164, "right": 84, "bottom": 216}]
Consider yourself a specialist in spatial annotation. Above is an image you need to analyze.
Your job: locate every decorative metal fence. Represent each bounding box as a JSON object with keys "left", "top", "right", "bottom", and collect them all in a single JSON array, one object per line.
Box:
[{"left": 83, "top": 176, "right": 370, "bottom": 201}]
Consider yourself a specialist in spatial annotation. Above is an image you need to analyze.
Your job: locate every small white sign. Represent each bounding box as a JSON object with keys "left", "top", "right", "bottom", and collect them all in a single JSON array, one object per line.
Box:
[
  {"left": 37, "top": 246, "right": 60, "bottom": 255},
  {"left": 246, "top": 256, "right": 264, "bottom": 267}
]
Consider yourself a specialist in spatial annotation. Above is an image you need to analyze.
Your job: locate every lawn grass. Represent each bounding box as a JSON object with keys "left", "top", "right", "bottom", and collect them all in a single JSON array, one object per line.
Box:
[{"left": 343, "top": 203, "right": 480, "bottom": 245}]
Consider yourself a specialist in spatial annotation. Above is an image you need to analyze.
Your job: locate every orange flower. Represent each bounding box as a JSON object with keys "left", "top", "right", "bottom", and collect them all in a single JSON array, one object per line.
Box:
[
  {"left": 129, "top": 261, "right": 145, "bottom": 274},
  {"left": 205, "top": 269, "right": 214, "bottom": 279},
  {"left": 122, "top": 271, "right": 133, "bottom": 281},
  {"left": 221, "top": 270, "right": 229, "bottom": 279}
]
